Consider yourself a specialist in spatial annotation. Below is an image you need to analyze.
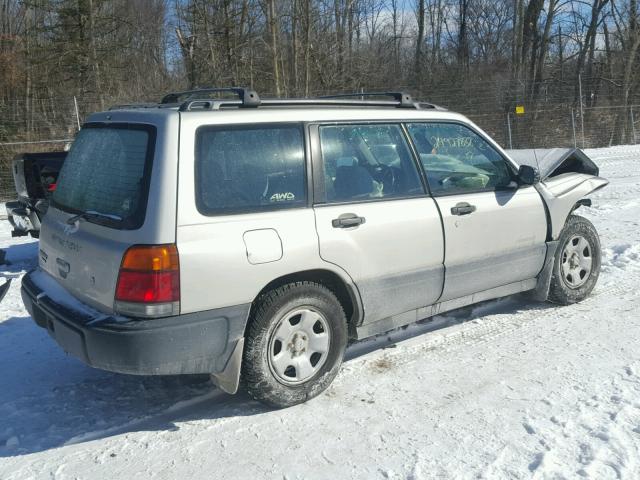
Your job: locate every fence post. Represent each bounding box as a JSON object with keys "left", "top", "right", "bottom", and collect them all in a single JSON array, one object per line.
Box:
[
  {"left": 73, "top": 96, "right": 81, "bottom": 131},
  {"left": 578, "top": 73, "right": 586, "bottom": 147},
  {"left": 631, "top": 106, "right": 637, "bottom": 145},
  {"left": 571, "top": 108, "right": 577, "bottom": 148},
  {"left": 506, "top": 112, "right": 513, "bottom": 149}
]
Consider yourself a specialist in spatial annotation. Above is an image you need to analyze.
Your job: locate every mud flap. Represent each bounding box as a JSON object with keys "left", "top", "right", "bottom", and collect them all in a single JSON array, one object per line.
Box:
[
  {"left": 527, "top": 241, "right": 559, "bottom": 302},
  {"left": 210, "top": 338, "right": 244, "bottom": 395},
  {"left": 0, "top": 278, "right": 11, "bottom": 303}
]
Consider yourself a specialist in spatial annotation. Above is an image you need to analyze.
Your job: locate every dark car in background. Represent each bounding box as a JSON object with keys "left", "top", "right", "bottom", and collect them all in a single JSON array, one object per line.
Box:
[{"left": 5, "top": 151, "right": 67, "bottom": 238}]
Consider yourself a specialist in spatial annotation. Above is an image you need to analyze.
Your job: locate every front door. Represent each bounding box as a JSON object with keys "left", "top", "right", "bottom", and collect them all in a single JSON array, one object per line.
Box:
[
  {"left": 406, "top": 122, "right": 547, "bottom": 301},
  {"left": 311, "top": 123, "right": 445, "bottom": 324}
]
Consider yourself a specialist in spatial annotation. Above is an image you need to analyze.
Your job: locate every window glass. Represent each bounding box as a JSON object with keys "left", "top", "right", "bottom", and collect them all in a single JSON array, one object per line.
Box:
[
  {"left": 407, "top": 123, "right": 513, "bottom": 195},
  {"left": 195, "top": 124, "right": 306, "bottom": 215},
  {"left": 53, "top": 125, "right": 153, "bottom": 229},
  {"left": 319, "top": 124, "right": 423, "bottom": 202}
]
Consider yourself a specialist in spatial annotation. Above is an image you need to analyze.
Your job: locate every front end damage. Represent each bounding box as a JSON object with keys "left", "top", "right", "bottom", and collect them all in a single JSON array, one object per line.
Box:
[
  {"left": 506, "top": 148, "right": 609, "bottom": 240},
  {"left": 507, "top": 148, "right": 608, "bottom": 302}
]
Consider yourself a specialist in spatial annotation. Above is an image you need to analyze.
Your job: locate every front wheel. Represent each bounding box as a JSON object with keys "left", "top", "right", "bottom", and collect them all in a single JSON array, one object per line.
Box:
[
  {"left": 242, "top": 282, "right": 348, "bottom": 408},
  {"left": 548, "top": 214, "right": 601, "bottom": 305}
]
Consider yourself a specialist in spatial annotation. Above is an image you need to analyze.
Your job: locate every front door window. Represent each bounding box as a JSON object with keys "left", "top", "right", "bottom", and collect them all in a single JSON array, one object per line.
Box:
[{"left": 406, "top": 123, "right": 513, "bottom": 195}]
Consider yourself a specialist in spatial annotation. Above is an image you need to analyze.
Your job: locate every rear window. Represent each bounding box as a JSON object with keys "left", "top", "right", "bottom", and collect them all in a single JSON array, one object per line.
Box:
[
  {"left": 195, "top": 124, "right": 306, "bottom": 215},
  {"left": 52, "top": 124, "right": 155, "bottom": 229}
]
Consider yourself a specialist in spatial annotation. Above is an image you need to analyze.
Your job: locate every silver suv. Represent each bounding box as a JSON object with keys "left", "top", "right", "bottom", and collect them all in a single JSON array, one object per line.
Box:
[{"left": 21, "top": 89, "right": 608, "bottom": 407}]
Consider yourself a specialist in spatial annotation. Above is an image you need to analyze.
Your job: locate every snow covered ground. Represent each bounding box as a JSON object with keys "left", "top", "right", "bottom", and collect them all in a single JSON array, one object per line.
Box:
[{"left": 1, "top": 145, "right": 639, "bottom": 479}]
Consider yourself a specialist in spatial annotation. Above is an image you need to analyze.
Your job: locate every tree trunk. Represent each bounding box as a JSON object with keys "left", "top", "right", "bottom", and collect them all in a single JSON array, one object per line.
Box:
[
  {"left": 532, "top": 0, "right": 557, "bottom": 99},
  {"left": 574, "top": 0, "right": 609, "bottom": 104},
  {"left": 414, "top": 0, "right": 425, "bottom": 82},
  {"left": 176, "top": 27, "right": 197, "bottom": 89},
  {"left": 266, "top": 0, "right": 281, "bottom": 96},
  {"left": 87, "top": 0, "right": 103, "bottom": 109},
  {"left": 457, "top": 0, "right": 469, "bottom": 70},
  {"left": 512, "top": 0, "right": 524, "bottom": 78},
  {"left": 303, "top": 0, "right": 311, "bottom": 96},
  {"left": 292, "top": 0, "right": 299, "bottom": 94},
  {"left": 521, "top": 0, "right": 544, "bottom": 94}
]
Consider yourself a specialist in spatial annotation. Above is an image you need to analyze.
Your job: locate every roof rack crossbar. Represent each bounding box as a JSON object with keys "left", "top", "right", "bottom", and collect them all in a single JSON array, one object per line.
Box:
[
  {"left": 160, "top": 87, "right": 260, "bottom": 108},
  {"left": 318, "top": 91, "right": 416, "bottom": 108}
]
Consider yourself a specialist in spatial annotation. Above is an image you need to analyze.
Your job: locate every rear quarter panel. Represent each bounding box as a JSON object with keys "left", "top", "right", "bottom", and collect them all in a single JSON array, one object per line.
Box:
[{"left": 176, "top": 114, "right": 350, "bottom": 313}]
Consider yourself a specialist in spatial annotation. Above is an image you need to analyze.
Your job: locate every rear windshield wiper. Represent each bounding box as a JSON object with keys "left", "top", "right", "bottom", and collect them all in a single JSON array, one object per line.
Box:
[{"left": 67, "top": 210, "right": 123, "bottom": 225}]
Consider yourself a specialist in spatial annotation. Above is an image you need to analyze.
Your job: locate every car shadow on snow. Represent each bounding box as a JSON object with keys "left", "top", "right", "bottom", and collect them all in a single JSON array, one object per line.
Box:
[
  {"left": 0, "top": 285, "right": 556, "bottom": 458},
  {"left": 1, "top": 241, "right": 39, "bottom": 278},
  {"left": 0, "top": 313, "right": 268, "bottom": 458}
]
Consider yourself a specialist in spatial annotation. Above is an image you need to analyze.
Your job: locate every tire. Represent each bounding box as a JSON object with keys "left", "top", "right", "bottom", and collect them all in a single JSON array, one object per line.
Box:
[
  {"left": 242, "top": 281, "right": 348, "bottom": 408},
  {"left": 548, "top": 214, "right": 601, "bottom": 305}
]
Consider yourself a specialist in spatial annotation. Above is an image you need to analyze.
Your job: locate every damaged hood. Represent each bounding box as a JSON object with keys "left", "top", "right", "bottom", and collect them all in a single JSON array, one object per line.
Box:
[
  {"left": 505, "top": 148, "right": 599, "bottom": 179},
  {"left": 506, "top": 148, "right": 608, "bottom": 240}
]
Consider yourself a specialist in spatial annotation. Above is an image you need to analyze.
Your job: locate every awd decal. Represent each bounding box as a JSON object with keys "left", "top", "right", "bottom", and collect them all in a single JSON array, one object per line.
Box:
[{"left": 270, "top": 192, "right": 295, "bottom": 202}]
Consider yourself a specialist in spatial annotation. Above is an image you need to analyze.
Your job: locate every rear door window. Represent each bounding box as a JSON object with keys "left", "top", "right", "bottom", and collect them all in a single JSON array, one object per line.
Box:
[
  {"left": 52, "top": 124, "right": 155, "bottom": 229},
  {"left": 195, "top": 124, "right": 306, "bottom": 215}
]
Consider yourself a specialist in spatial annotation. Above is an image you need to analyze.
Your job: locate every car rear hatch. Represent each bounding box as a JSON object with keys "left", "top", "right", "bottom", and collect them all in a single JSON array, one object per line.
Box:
[{"left": 37, "top": 111, "right": 179, "bottom": 315}]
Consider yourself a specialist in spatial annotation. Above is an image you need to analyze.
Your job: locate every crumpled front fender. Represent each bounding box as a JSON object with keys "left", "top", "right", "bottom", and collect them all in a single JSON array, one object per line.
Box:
[{"left": 536, "top": 173, "right": 609, "bottom": 240}]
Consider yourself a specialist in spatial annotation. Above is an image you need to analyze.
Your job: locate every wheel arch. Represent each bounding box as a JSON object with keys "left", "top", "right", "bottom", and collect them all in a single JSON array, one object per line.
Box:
[
  {"left": 535, "top": 175, "right": 608, "bottom": 240},
  {"left": 248, "top": 268, "right": 363, "bottom": 337}
]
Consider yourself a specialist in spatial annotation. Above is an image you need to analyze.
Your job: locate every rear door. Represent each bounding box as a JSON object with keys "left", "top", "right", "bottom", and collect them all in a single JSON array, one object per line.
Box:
[
  {"left": 311, "top": 123, "right": 445, "bottom": 325},
  {"left": 406, "top": 122, "right": 547, "bottom": 301}
]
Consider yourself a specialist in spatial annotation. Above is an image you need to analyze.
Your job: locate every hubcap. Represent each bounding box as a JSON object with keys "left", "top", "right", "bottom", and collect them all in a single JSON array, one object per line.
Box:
[
  {"left": 561, "top": 235, "right": 593, "bottom": 289},
  {"left": 268, "top": 308, "right": 331, "bottom": 385}
]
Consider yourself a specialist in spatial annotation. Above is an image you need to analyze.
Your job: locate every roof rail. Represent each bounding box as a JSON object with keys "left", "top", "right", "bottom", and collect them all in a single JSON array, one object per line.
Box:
[
  {"left": 319, "top": 91, "right": 416, "bottom": 108},
  {"left": 108, "top": 89, "right": 446, "bottom": 112},
  {"left": 178, "top": 97, "right": 444, "bottom": 111},
  {"left": 161, "top": 87, "right": 260, "bottom": 108},
  {"left": 108, "top": 103, "right": 161, "bottom": 111}
]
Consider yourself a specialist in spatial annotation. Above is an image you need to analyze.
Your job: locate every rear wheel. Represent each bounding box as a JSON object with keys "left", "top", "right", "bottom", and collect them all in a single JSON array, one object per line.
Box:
[
  {"left": 242, "top": 282, "right": 348, "bottom": 408},
  {"left": 548, "top": 215, "right": 601, "bottom": 305}
]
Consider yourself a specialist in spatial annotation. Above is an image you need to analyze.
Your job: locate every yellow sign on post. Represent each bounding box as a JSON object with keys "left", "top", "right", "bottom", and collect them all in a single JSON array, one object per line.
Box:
[{"left": 515, "top": 105, "right": 525, "bottom": 115}]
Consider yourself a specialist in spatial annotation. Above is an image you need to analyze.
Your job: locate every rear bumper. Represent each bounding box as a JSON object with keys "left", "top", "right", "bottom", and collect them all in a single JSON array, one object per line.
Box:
[{"left": 21, "top": 270, "right": 250, "bottom": 378}]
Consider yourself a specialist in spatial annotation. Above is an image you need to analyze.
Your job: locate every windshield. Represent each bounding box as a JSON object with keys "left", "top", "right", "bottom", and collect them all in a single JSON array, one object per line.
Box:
[{"left": 52, "top": 124, "right": 155, "bottom": 229}]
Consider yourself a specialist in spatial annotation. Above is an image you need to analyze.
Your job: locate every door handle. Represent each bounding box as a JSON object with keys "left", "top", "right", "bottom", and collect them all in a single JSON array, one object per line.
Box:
[
  {"left": 451, "top": 202, "right": 476, "bottom": 216},
  {"left": 332, "top": 214, "right": 366, "bottom": 228}
]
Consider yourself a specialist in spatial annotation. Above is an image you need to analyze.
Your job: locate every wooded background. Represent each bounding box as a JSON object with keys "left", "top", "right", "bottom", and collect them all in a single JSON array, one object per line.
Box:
[{"left": 1, "top": 0, "right": 640, "bottom": 198}]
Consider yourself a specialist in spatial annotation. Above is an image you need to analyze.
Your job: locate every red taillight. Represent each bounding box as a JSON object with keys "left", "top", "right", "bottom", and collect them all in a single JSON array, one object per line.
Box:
[
  {"left": 115, "top": 245, "right": 180, "bottom": 317},
  {"left": 115, "top": 270, "right": 179, "bottom": 303},
  {"left": 47, "top": 183, "right": 57, "bottom": 192}
]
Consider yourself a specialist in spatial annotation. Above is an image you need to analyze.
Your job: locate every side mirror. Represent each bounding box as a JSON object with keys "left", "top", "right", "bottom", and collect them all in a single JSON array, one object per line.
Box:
[{"left": 517, "top": 165, "right": 540, "bottom": 185}]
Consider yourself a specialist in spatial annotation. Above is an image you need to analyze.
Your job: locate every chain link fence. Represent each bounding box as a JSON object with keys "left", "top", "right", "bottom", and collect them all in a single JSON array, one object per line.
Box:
[
  {"left": 1, "top": 95, "right": 639, "bottom": 201},
  {"left": 467, "top": 104, "right": 640, "bottom": 151}
]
